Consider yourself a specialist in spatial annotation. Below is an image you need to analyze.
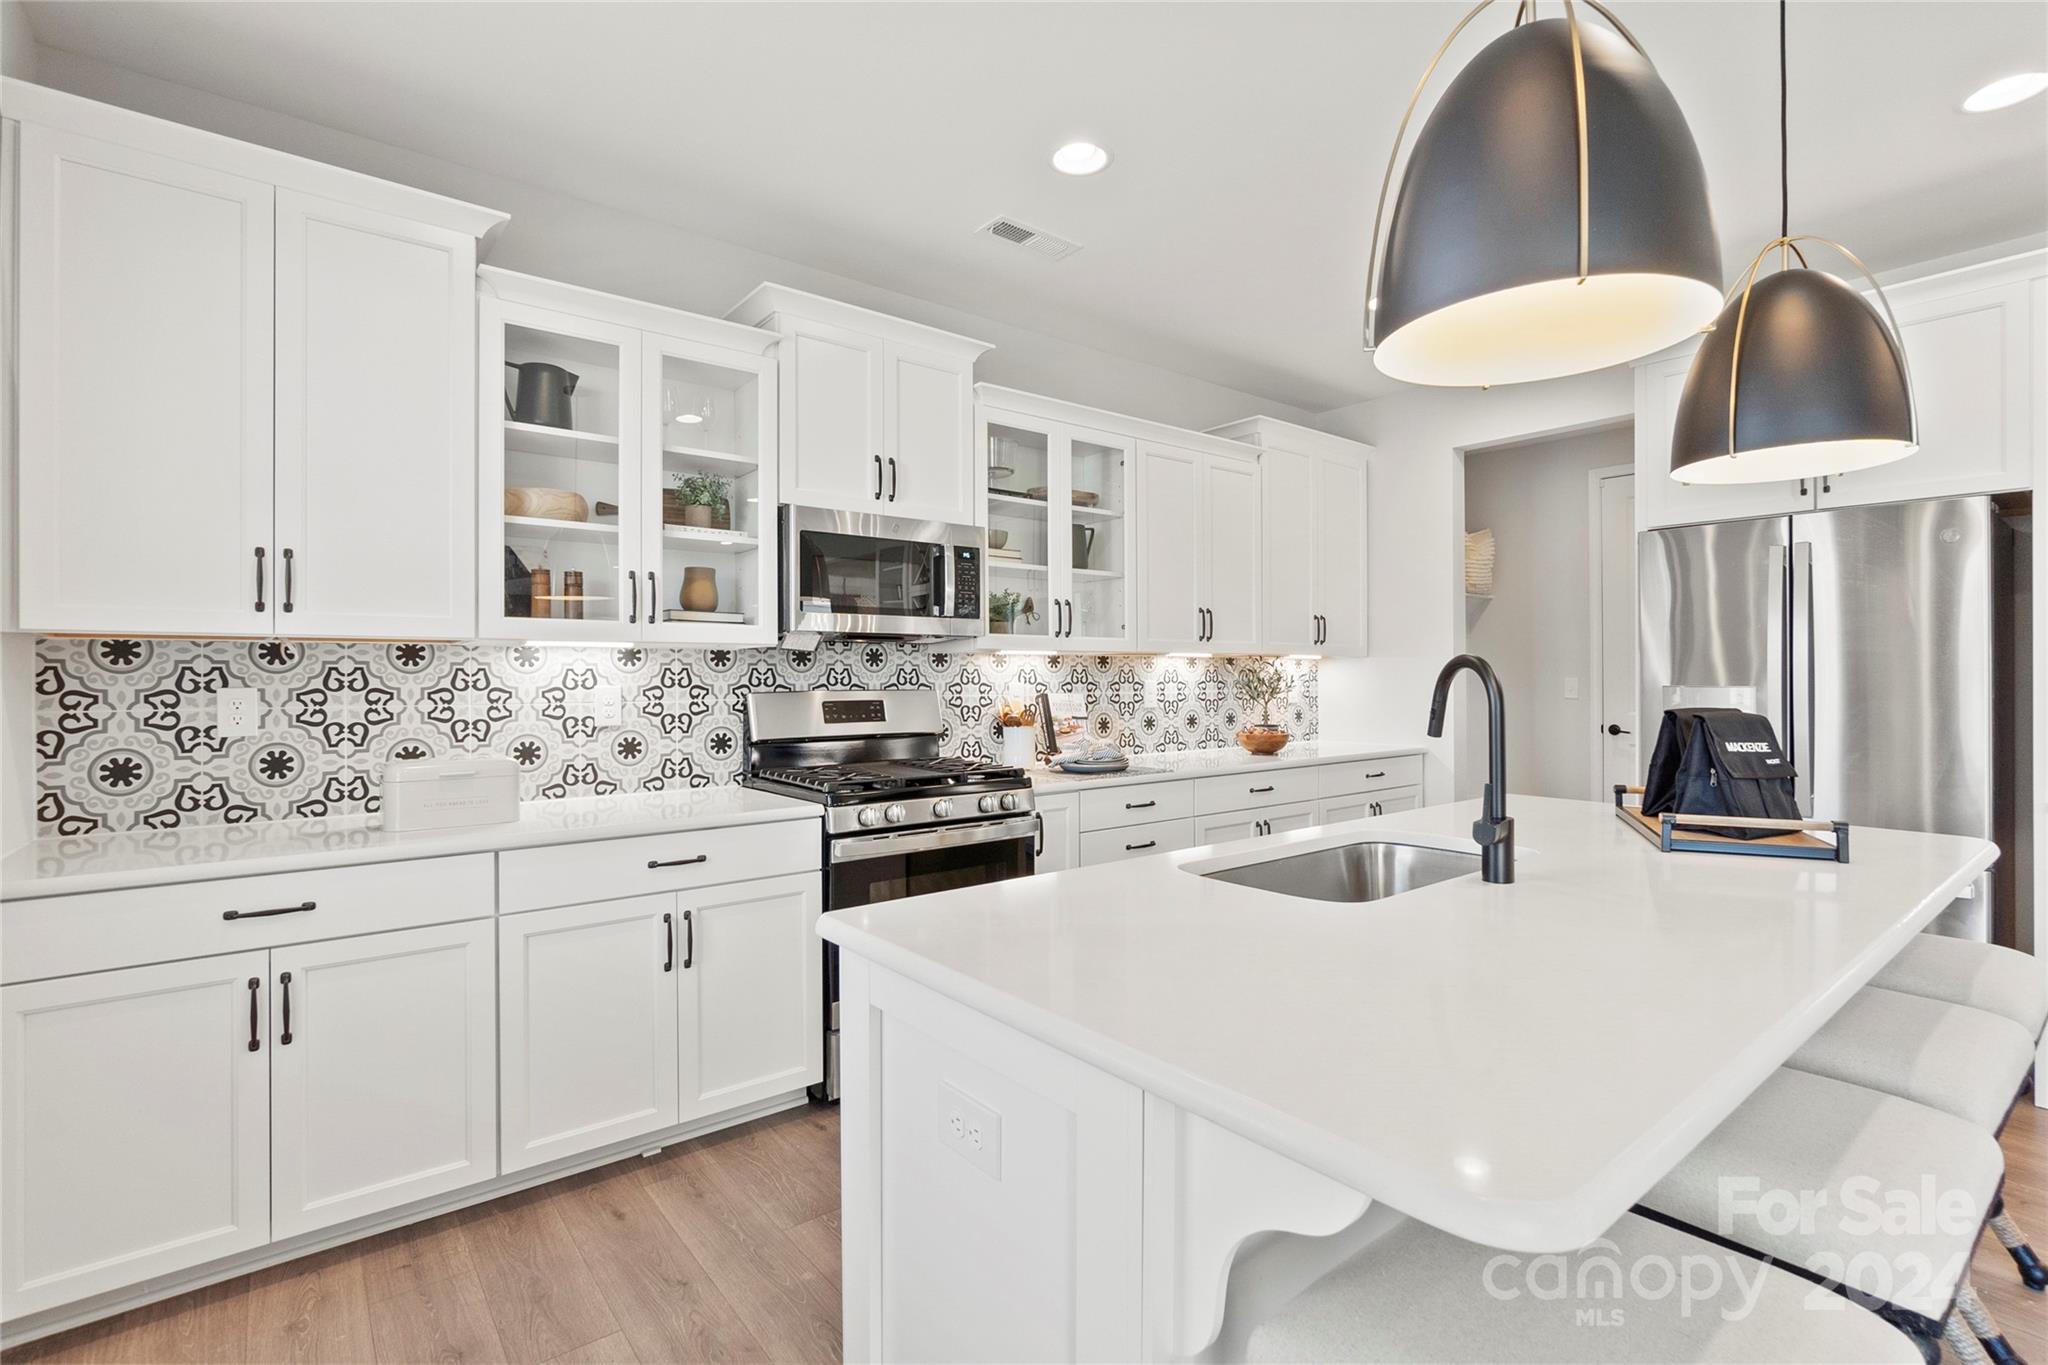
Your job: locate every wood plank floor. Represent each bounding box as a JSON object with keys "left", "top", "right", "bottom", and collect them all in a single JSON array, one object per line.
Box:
[{"left": 6, "top": 1098, "right": 2045, "bottom": 1363}]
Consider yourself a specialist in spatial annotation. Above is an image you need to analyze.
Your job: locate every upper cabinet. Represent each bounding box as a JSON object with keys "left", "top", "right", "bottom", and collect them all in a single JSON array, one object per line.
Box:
[
  {"left": 478, "top": 269, "right": 781, "bottom": 645},
  {"left": 728, "top": 285, "right": 991, "bottom": 525},
  {"left": 8, "top": 81, "right": 505, "bottom": 639},
  {"left": 1134, "top": 435, "right": 1261, "bottom": 652},
  {"left": 1208, "top": 417, "right": 1370, "bottom": 657},
  {"left": 975, "top": 387, "right": 1134, "bottom": 651},
  {"left": 1636, "top": 250, "right": 2043, "bottom": 530}
]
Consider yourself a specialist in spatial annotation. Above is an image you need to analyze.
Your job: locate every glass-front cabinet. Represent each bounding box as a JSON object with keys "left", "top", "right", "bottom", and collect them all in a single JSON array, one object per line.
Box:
[
  {"left": 977, "top": 398, "right": 1132, "bottom": 651},
  {"left": 479, "top": 269, "right": 778, "bottom": 643}
]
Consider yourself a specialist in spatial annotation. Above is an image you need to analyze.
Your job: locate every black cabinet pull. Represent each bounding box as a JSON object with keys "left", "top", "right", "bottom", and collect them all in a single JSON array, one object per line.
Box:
[
  {"left": 663, "top": 912, "right": 674, "bottom": 972},
  {"left": 630, "top": 569, "right": 640, "bottom": 624},
  {"left": 253, "top": 547, "right": 267, "bottom": 613},
  {"left": 1124, "top": 839, "right": 1156, "bottom": 852},
  {"left": 1821, "top": 474, "right": 1833, "bottom": 494},
  {"left": 648, "top": 855, "right": 708, "bottom": 869},
  {"left": 887, "top": 457, "right": 898, "bottom": 501},
  {"left": 278, "top": 971, "right": 294, "bottom": 1045},
  {"left": 1362, "top": 771, "right": 1386, "bottom": 779},
  {"left": 683, "top": 909, "right": 694, "bottom": 969},
  {"left": 247, "top": 977, "right": 261, "bottom": 1052},
  {"left": 1799, "top": 478, "right": 1810, "bottom": 496},
  {"left": 1124, "top": 799, "right": 1156, "bottom": 810},
  {"left": 1034, "top": 812, "right": 1045, "bottom": 858},
  {"left": 223, "top": 900, "right": 316, "bottom": 922},
  {"left": 873, "top": 455, "right": 884, "bottom": 499},
  {"left": 646, "top": 571, "right": 656, "bottom": 616},
  {"left": 1249, "top": 785, "right": 1275, "bottom": 794},
  {"left": 281, "top": 548, "right": 295, "bottom": 614},
  {"left": 1371, "top": 801, "right": 1382, "bottom": 817}
]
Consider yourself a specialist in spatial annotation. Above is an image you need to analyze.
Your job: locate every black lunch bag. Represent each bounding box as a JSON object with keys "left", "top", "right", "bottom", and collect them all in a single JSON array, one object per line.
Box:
[{"left": 1640, "top": 708, "right": 1800, "bottom": 839}]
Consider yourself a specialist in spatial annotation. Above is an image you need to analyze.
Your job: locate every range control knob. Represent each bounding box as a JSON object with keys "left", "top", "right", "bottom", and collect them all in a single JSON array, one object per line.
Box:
[
  {"left": 977, "top": 794, "right": 1001, "bottom": 814},
  {"left": 884, "top": 803, "right": 908, "bottom": 825},
  {"left": 857, "top": 807, "right": 882, "bottom": 828},
  {"left": 998, "top": 792, "right": 1022, "bottom": 812},
  {"left": 931, "top": 798, "right": 954, "bottom": 820}
]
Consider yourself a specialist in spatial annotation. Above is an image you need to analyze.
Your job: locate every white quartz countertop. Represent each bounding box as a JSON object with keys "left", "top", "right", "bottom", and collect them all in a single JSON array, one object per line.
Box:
[
  {"left": 1026, "top": 740, "right": 1425, "bottom": 791},
  {"left": 1, "top": 787, "right": 820, "bottom": 900},
  {"left": 818, "top": 795, "right": 1996, "bottom": 1252}
]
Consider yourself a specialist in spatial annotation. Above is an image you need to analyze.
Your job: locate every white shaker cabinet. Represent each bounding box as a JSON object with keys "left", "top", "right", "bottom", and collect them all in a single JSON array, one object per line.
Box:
[
  {"left": 273, "top": 192, "right": 478, "bottom": 638},
  {"left": 676, "top": 872, "right": 822, "bottom": 1122},
  {"left": 729, "top": 284, "right": 991, "bottom": 524},
  {"left": 1209, "top": 417, "right": 1371, "bottom": 657},
  {"left": 498, "top": 896, "right": 681, "bottom": 1174},
  {"left": 1033, "top": 793, "right": 1081, "bottom": 874},
  {"left": 8, "top": 81, "right": 505, "bottom": 639},
  {"left": 1135, "top": 436, "right": 1262, "bottom": 651},
  {"left": 14, "top": 125, "right": 277, "bottom": 637},
  {"left": 269, "top": 920, "right": 496, "bottom": 1239},
  {"left": 1, "top": 953, "right": 272, "bottom": 1318}
]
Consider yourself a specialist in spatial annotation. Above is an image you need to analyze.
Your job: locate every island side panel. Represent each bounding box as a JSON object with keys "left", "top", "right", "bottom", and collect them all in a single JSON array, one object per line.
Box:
[{"left": 840, "top": 958, "right": 1144, "bottom": 1362}]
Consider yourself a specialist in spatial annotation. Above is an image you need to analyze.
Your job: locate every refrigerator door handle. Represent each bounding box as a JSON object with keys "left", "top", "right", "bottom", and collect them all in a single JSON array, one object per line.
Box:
[
  {"left": 1789, "top": 540, "right": 1815, "bottom": 817},
  {"left": 1764, "top": 543, "right": 1791, "bottom": 792}
]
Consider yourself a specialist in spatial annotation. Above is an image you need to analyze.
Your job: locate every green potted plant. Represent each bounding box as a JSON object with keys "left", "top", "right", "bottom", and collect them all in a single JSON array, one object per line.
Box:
[
  {"left": 989, "top": 589, "right": 1023, "bottom": 634},
  {"left": 669, "top": 472, "right": 731, "bottom": 529},
  {"left": 1235, "top": 660, "right": 1291, "bottom": 754}
]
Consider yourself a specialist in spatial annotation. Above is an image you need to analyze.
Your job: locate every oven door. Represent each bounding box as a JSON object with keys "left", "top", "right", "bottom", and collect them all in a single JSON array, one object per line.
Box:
[
  {"left": 783, "top": 505, "right": 983, "bottom": 639},
  {"left": 814, "top": 814, "right": 1037, "bottom": 1101}
]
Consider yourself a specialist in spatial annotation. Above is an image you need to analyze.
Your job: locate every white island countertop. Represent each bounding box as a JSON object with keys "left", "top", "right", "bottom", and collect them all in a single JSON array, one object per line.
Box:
[
  {"left": 819, "top": 795, "right": 1996, "bottom": 1251},
  {"left": 1026, "top": 739, "right": 1425, "bottom": 791},
  {"left": 1, "top": 786, "right": 819, "bottom": 900}
]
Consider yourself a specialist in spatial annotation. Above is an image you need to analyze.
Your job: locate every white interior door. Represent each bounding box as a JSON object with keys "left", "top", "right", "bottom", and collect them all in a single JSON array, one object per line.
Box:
[
  {"left": 499, "top": 896, "right": 679, "bottom": 1173},
  {"left": 1202, "top": 453, "right": 1262, "bottom": 651},
  {"left": 1594, "top": 469, "right": 1639, "bottom": 795},
  {"left": 274, "top": 191, "right": 476, "bottom": 639},
  {"left": 15, "top": 125, "right": 275, "bottom": 636},
  {"left": 1136, "top": 445, "right": 1202, "bottom": 650},
  {"left": 270, "top": 921, "right": 496, "bottom": 1239},
  {"left": 781, "top": 318, "right": 884, "bottom": 513},
  {"left": 1259, "top": 446, "right": 1317, "bottom": 652},
  {"left": 2, "top": 954, "right": 270, "bottom": 1317},
  {"left": 678, "top": 872, "right": 823, "bottom": 1121}
]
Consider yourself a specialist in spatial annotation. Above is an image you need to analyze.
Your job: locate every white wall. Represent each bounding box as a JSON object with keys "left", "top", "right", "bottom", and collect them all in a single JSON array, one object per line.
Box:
[
  {"left": 24, "top": 45, "right": 1317, "bottom": 434},
  {"left": 1311, "top": 369, "right": 1636, "bottom": 801},
  {"left": 1459, "top": 425, "right": 1633, "bottom": 801},
  {"left": 0, "top": 0, "right": 35, "bottom": 81}
]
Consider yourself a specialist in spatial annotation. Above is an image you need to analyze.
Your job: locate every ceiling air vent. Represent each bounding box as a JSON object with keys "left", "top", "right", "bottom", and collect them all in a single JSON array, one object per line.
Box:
[{"left": 977, "top": 216, "right": 1082, "bottom": 262}]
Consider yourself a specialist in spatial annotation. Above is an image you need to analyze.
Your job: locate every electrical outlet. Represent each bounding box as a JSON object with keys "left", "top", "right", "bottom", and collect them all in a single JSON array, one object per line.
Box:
[
  {"left": 591, "top": 685, "right": 623, "bottom": 728},
  {"left": 1563, "top": 676, "right": 1580, "bottom": 700},
  {"left": 215, "top": 687, "right": 262, "bottom": 737},
  {"left": 938, "top": 1081, "right": 1002, "bottom": 1180}
]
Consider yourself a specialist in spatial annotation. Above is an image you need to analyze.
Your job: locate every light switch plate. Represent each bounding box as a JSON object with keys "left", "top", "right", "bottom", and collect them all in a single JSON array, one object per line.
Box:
[
  {"left": 938, "top": 1080, "right": 1002, "bottom": 1180},
  {"left": 1563, "top": 676, "right": 1580, "bottom": 700},
  {"left": 215, "top": 687, "right": 262, "bottom": 737}
]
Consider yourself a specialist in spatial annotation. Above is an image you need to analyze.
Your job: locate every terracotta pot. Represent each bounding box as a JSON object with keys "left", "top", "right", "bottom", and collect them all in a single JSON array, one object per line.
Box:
[
  {"left": 681, "top": 504, "right": 714, "bottom": 528},
  {"left": 680, "top": 566, "right": 719, "bottom": 613},
  {"left": 1236, "top": 724, "right": 1289, "bottom": 755}
]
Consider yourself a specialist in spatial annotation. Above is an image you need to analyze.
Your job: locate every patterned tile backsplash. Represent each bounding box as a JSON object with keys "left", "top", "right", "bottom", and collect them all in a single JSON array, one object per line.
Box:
[{"left": 34, "top": 638, "right": 1318, "bottom": 834}]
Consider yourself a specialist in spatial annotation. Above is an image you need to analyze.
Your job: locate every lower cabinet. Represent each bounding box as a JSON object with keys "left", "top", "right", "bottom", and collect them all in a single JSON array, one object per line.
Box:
[
  {"left": 1317, "top": 785, "right": 1423, "bottom": 823},
  {"left": 1192, "top": 799, "right": 1317, "bottom": 845},
  {"left": 1079, "top": 820, "right": 1195, "bottom": 866},
  {"left": 499, "top": 873, "right": 822, "bottom": 1174},
  {"left": 1, "top": 919, "right": 497, "bottom": 1319},
  {"left": 1033, "top": 793, "right": 1080, "bottom": 874}
]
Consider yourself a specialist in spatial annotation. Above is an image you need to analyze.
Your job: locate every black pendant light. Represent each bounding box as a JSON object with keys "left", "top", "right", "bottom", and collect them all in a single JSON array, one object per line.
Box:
[
  {"left": 1364, "top": 0, "right": 1723, "bottom": 387},
  {"left": 1669, "top": 0, "right": 1917, "bottom": 484}
]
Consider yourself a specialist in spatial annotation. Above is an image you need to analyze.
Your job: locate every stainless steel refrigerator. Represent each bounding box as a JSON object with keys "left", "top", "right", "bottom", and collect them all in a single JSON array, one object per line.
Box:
[{"left": 1639, "top": 496, "right": 2031, "bottom": 944}]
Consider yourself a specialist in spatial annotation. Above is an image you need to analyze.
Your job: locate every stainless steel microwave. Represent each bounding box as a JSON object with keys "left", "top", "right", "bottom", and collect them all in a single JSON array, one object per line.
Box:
[{"left": 780, "top": 506, "right": 985, "bottom": 640}]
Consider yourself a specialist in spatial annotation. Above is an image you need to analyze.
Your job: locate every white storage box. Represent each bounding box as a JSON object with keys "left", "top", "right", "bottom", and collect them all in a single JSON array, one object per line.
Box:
[{"left": 381, "top": 756, "right": 521, "bottom": 832}]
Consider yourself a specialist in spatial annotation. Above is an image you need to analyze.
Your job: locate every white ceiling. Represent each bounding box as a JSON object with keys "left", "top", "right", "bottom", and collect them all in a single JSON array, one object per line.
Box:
[{"left": 20, "top": 1, "right": 2048, "bottom": 413}]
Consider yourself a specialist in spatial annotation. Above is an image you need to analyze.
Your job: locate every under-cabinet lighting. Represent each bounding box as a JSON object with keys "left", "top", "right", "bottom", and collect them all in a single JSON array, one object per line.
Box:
[
  {"left": 1284, "top": 654, "right": 1323, "bottom": 662},
  {"left": 1169, "top": 651, "right": 1213, "bottom": 659},
  {"left": 523, "top": 640, "right": 636, "bottom": 649},
  {"left": 998, "top": 649, "right": 1053, "bottom": 657},
  {"left": 1963, "top": 72, "right": 2048, "bottom": 112}
]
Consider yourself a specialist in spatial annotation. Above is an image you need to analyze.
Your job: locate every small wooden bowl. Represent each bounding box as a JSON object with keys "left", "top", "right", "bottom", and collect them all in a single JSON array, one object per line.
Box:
[{"left": 1236, "top": 725, "right": 1290, "bottom": 755}]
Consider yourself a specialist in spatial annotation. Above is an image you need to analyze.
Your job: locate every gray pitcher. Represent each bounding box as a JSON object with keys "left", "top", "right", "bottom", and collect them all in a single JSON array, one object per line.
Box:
[{"left": 505, "top": 361, "right": 578, "bottom": 429}]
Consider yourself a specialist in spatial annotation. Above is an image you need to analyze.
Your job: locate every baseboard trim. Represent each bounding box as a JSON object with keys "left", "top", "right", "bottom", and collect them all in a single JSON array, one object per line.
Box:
[{"left": 1, "top": 1090, "right": 815, "bottom": 1349}]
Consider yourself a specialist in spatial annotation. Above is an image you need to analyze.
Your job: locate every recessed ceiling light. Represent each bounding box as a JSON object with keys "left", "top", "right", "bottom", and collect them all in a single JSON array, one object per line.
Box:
[
  {"left": 1963, "top": 72, "right": 2048, "bottom": 112},
  {"left": 1051, "top": 141, "right": 1111, "bottom": 176}
]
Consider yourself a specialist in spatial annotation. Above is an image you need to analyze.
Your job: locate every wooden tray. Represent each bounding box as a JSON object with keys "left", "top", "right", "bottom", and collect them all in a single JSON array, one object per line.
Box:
[{"left": 1613, "top": 787, "right": 1849, "bottom": 863}]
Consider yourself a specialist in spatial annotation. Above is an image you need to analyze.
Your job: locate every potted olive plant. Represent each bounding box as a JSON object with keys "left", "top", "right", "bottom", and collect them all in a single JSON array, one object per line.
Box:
[
  {"left": 1235, "top": 659, "right": 1291, "bottom": 754},
  {"left": 670, "top": 472, "right": 731, "bottom": 529}
]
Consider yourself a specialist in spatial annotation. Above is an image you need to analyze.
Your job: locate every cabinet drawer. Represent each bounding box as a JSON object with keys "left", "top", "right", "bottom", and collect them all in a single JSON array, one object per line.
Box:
[
  {"left": 1078, "top": 781, "right": 1194, "bottom": 831},
  {"left": 1079, "top": 820, "right": 1195, "bottom": 866},
  {"left": 1, "top": 855, "right": 494, "bottom": 985},
  {"left": 1316, "top": 755, "right": 1424, "bottom": 798},
  {"left": 498, "top": 819, "right": 818, "bottom": 914},
  {"left": 1192, "top": 768, "right": 1319, "bottom": 815}
]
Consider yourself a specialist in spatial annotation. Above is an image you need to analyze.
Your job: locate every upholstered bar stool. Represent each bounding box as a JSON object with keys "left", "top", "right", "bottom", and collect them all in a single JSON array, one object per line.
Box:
[
  {"left": 1245, "top": 1210, "right": 1922, "bottom": 1364},
  {"left": 1634, "top": 1068, "right": 2006, "bottom": 1365},
  {"left": 1786, "top": 983, "right": 2046, "bottom": 1295}
]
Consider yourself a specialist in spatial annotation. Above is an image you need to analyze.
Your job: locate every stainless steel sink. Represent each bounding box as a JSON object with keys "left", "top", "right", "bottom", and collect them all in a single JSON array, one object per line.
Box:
[{"left": 1202, "top": 839, "right": 1482, "bottom": 903}]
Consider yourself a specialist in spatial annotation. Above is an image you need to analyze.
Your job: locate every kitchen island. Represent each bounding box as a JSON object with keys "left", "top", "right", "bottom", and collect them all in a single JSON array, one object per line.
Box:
[{"left": 818, "top": 795, "right": 1998, "bottom": 1363}]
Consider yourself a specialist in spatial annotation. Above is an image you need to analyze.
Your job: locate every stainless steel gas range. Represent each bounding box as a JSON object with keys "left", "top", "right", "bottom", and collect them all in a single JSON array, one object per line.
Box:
[{"left": 739, "top": 688, "right": 1039, "bottom": 1101}]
